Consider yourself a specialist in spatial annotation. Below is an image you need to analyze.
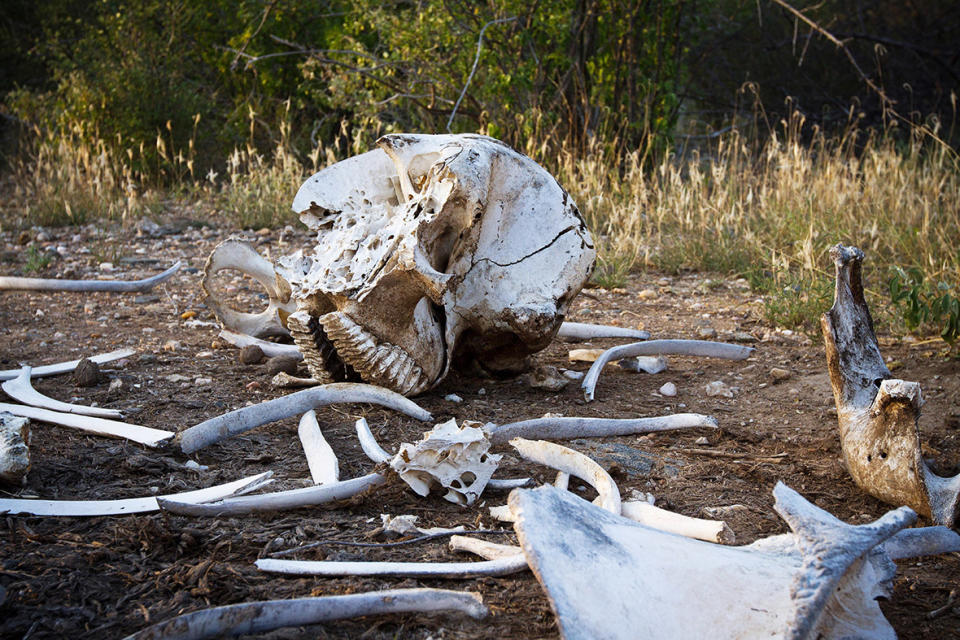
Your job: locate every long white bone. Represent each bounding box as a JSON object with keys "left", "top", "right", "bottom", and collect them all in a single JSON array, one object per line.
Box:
[
  {"left": 0, "top": 471, "right": 272, "bottom": 516},
  {"left": 620, "top": 501, "right": 735, "bottom": 544},
  {"left": 449, "top": 535, "right": 523, "bottom": 560},
  {"left": 218, "top": 329, "right": 302, "bottom": 359},
  {"left": 557, "top": 322, "right": 650, "bottom": 341},
  {"left": 0, "top": 402, "right": 173, "bottom": 447},
  {"left": 485, "top": 414, "right": 717, "bottom": 445},
  {"left": 177, "top": 383, "right": 432, "bottom": 454},
  {"left": 123, "top": 588, "right": 488, "bottom": 640},
  {"left": 2, "top": 366, "right": 123, "bottom": 418},
  {"left": 298, "top": 410, "right": 338, "bottom": 484},
  {"left": 0, "top": 262, "right": 180, "bottom": 292},
  {"left": 581, "top": 339, "right": 753, "bottom": 401},
  {"left": 509, "top": 438, "right": 620, "bottom": 514},
  {"left": 0, "top": 349, "right": 136, "bottom": 381},
  {"left": 158, "top": 473, "right": 386, "bottom": 516},
  {"left": 256, "top": 553, "right": 528, "bottom": 578}
]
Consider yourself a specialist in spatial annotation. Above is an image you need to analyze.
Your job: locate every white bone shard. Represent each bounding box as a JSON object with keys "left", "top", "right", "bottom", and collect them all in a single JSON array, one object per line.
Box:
[
  {"left": 449, "top": 535, "right": 523, "bottom": 560},
  {"left": 0, "top": 349, "right": 136, "bottom": 381},
  {"left": 0, "top": 471, "right": 272, "bottom": 516},
  {"left": 270, "top": 372, "right": 319, "bottom": 388},
  {"left": 218, "top": 329, "right": 302, "bottom": 359},
  {"left": 123, "top": 588, "right": 488, "bottom": 640},
  {"left": 557, "top": 322, "right": 650, "bottom": 341},
  {"left": 2, "top": 366, "right": 123, "bottom": 418},
  {"left": 620, "top": 500, "right": 734, "bottom": 544},
  {"left": 256, "top": 553, "right": 528, "bottom": 578},
  {"left": 510, "top": 482, "right": 960, "bottom": 640},
  {"left": 298, "top": 410, "right": 338, "bottom": 485},
  {"left": 581, "top": 339, "right": 753, "bottom": 401},
  {"left": 0, "top": 413, "right": 30, "bottom": 484},
  {"left": 509, "top": 438, "right": 620, "bottom": 514},
  {"left": 0, "top": 262, "right": 180, "bottom": 292},
  {"left": 355, "top": 417, "right": 392, "bottom": 463},
  {"left": 177, "top": 382, "right": 431, "bottom": 454},
  {"left": 822, "top": 245, "right": 960, "bottom": 526},
  {"left": 202, "top": 239, "right": 296, "bottom": 339},
  {"left": 280, "top": 133, "right": 595, "bottom": 396},
  {"left": 484, "top": 413, "right": 716, "bottom": 445},
  {"left": 390, "top": 419, "right": 501, "bottom": 505},
  {"left": 0, "top": 403, "right": 173, "bottom": 447}
]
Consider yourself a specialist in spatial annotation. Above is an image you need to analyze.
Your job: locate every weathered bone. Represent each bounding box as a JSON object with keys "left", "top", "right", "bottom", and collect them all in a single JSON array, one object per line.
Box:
[
  {"left": 256, "top": 553, "right": 528, "bottom": 578},
  {"left": 484, "top": 414, "right": 716, "bottom": 445},
  {"left": 822, "top": 244, "right": 960, "bottom": 526},
  {"left": 556, "top": 322, "right": 650, "bottom": 341},
  {"left": 620, "top": 500, "right": 735, "bottom": 544},
  {"left": 123, "top": 588, "right": 488, "bottom": 640},
  {"left": 0, "top": 402, "right": 173, "bottom": 447},
  {"left": 2, "top": 366, "right": 123, "bottom": 418},
  {"left": 581, "top": 339, "right": 753, "bottom": 401},
  {"left": 298, "top": 410, "right": 338, "bottom": 484},
  {"left": 0, "top": 348, "right": 136, "bottom": 381},
  {"left": 218, "top": 329, "right": 302, "bottom": 359},
  {"left": 510, "top": 482, "right": 959, "bottom": 639},
  {"left": 202, "top": 239, "right": 295, "bottom": 339},
  {"left": 0, "top": 262, "right": 180, "bottom": 292},
  {"left": 0, "top": 471, "right": 272, "bottom": 516},
  {"left": 510, "top": 438, "right": 620, "bottom": 514},
  {"left": 0, "top": 413, "right": 30, "bottom": 484},
  {"left": 449, "top": 535, "right": 523, "bottom": 560},
  {"left": 177, "top": 382, "right": 432, "bottom": 454},
  {"left": 270, "top": 372, "right": 319, "bottom": 388}
]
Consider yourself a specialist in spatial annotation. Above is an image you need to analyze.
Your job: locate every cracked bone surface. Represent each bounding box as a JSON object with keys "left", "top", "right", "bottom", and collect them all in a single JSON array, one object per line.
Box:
[
  {"left": 277, "top": 133, "right": 595, "bottom": 396},
  {"left": 822, "top": 244, "right": 960, "bottom": 526},
  {"left": 0, "top": 412, "right": 30, "bottom": 484},
  {"left": 511, "top": 482, "right": 960, "bottom": 640},
  {"left": 390, "top": 418, "right": 502, "bottom": 505}
]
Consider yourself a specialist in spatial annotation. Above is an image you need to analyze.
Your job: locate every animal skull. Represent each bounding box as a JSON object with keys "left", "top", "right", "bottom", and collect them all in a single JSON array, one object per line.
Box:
[{"left": 277, "top": 133, "right": 595, "bottom": 395}]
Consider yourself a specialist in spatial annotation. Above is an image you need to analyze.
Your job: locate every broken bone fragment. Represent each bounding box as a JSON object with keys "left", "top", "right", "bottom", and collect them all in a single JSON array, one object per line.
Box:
[
  {"left": 0, "top": 402, "right": 173, "bottom": 448},
  {"left": 298, "top": 410, "right": 338, "bottom": 485},
  {"left": 279, "top": 133, "right": 595, "bottom": 396},
  {"left": 0, "top": 412, "right": 30, "bottom": 484},
  {"left": 510, "top": 482, "right": 959, "bottom": 639},
  {"left": 390, "top": 419, "right": 502, "bottom": 506},
  {"left": 821, "top": 244, "right": 960, "bottom": 526},
  {"left": 123, "top": 588, "right": 488, "bottom": 640}
]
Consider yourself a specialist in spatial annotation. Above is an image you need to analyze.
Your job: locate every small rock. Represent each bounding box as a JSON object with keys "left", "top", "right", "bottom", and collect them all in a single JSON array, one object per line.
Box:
[
  {"left": 477, "top": 388, "right": 486, "bottom": 395},
  {"left": 445, "top": 394, "right": 463, "bottom": 403},
  {"left": 256, "top": 227, "right": 272, "bottom": 236},
  {"left": 618, "top": 355, "right": 667, "bottom": 374},
  {"left": 138, "top": 354, "right": 158, "bottom": 365},
  {"left": 194, "top": 377, "right": 212, "bottom": 386},
  {"left": 520, "top": 365, "right": 569, "bottom": 392},
  {"left": 697, "top": 327, "right": 718, "bottom": 339},
  {"left": 265, "top": 355, "right": 300, "bottom": 376},
  {"left": 769, "top": 367, "right": 792, "bottom": 382},
  {"left": 74, "top": 358, "right": 101, "bottom": 387},
  {"left": 35, "top": 231, "right": 51, "bottom": 242},
  {"left": 83, "top": 302, "right": 96, "bottom": 314},
  {"left": 166, "top": 374, "right": 190, "bottom": 383},
  {"left": 195, "top": 350, "right": 214, "bottom": 359},
  {"left": 886, "top": 359, "right": 904, "bottom": 371},
  {"left": 134, "top": 295, "right": 159, "bottom": 304},
  {"left": 184, "top": 459, "right": 208, "bottom": 471},
  {"left": 705, "top": 380, "right": 734, "bottom": 398},
  {"left": 107, "top": 378, "right": 123, "bottom": 392},
  {"left": 34, "top": 309, "right": 44, "bottom": 318},
  {"left": 99, "top": 262, "right": 115, "bottom": 272},
  {"left": 732, "top": 331, "right": 757, "bottom": 343},
  {"left": 637, "top": 289, "right": 658, "bottom": 301},
  {"left": 659, "top": 382, "right": 677, "bottom": 396},
  {"left": 162, "top": 339, "right": 181, "bottom": 352},
  {"left": 180, "top": 310, "right": 197, "bottom": 320},
  {"left": 240, "top": 344, "right": 265, "bottom": 365},
  {"left": 695, "top": 436, "right": 710, "bottom": 445},
  {"left": 562, "top": 369, "right": 585, "bottom": 381},
  {"left": 245, "top": 381, "right": 263, "bottom": 391}
]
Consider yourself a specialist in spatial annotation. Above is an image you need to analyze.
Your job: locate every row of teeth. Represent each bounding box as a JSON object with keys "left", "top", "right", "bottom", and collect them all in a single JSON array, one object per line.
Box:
[{"left": 287, "top": 309, "right": 430, "bottom": 396}]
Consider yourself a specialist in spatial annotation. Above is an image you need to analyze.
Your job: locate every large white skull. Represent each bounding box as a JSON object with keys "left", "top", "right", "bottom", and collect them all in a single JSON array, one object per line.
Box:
[{"left": 278, "top": 134, "right": 594, "bottom": 395}]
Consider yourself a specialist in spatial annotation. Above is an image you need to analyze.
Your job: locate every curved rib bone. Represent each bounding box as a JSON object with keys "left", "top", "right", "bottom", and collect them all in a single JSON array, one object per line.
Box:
[
  {"left": 0, "top": 403, "right": 173, "bottom": 447},
  {"left": 581, "top": 340, "right": 753, "bottom": 401},
  {"left": 2, "top": 366, "right": 123, "bottom": 418},
  {"left": 821, "top": 244, "right": 960, "bottom": 526},
  {"left": 202, "top": 239, "right": 295, "bottom": 339},
  {"left": 123, "top": 588, "right": 488, "bottom": 640},
  {"left": 177, "top": 383, "right": 432, "bottom": 454},
  {"left": 0, "top": 471, "right": 272, "bottom": 517},
  {"left": 557, "top": 322, "right": 650, "bottom": 341},
  {"left": 158, "top": 473, "right": 386, "bottom": 516},
  {"left": 355, "top": 417, "right": 391, "bottom": 463},
  {"left": 0, "top": 262, "right": 180, "bottom": 292},
  {"left": 218, "top": 329, "right": 302, "bottom": 360},
  {"left": 485, "top": 414, "right": 717, "bottom": 445},
  {"left": 509, "top": 438, "right": 620, "bottom": 514},
  {"left": 0, "top": 349, "right": 136, "bottom": 381},
  {"left": 256, "top": 553, "right": 528, "bottom": 578},
  {"left": 299, "top": 410, "right": 338, "bottom": 485}
]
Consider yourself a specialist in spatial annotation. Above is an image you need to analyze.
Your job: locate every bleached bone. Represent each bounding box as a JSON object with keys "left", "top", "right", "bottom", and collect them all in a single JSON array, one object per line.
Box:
[
  {"left": 158, "top": 472, "right": 386, "bottom": 516},
  {"left": 270, "top": 372, "right": 319, "bottom": 388},
  {"left": 484, "top": 414, "right": 717, "bottom": 445},
  {"left": 298, "top": 410, "right": 338, "bottom": 484},
  {"left": 581, "top": 339, "right": 753, "bottom": 401},
  {"left": 0, "top": 348, "right": 136, "bottom": 381},
  {"left": 486, "top": 477, "right": 533, "bottom": 490},
  {"left": 620, "top": 500, "right": 735, "bottom": 544},
  {"left": 0, "top": 471, "right": 272, "bottom": 516},
  {"left": 569, "top": 348, "right": 667, "bottom": 374},
  {"left": 0, "top": 262, "right": 180, "bottom": 292},
  {"left": 218, "top": 329, "right": 302, "bottom": 359},
  {"left": 557, "top": 322, "right": 650, "bottom": 341},
  {"left": 510, "top": 438, "right": 620, "bottom": 514},
  {"left": 390, "top": 419, "right": 502, "bottom": 506},
  {"left": 554, "top": 471, "right": 570, "bottom": 491},
  {"left": 822, "top": 245, "right": 960, "bottom": 527},
  {"left": 0, "top": 413, "right": 30, "bottom": 483},
  {"left": 202, "top": 238, "right": 296, "bottom": 339},
  {"left": 280, "top": 134, "right": 595, "bottom": 396},
  {"left": 256, "top": 553, "right": 528, "bottom": 578},
  {"left": 177, "top": 382, "right": 432, "bottom": 454},
  {"left": 449, "top": 535, "right": 523, "bottom": 560},
  {"left": 123, "top": 588, "right": 488, "bottom": 640},
  {"left": 0, "top": 403, "right": 173, "bottom": 447},
  {"left": 510, "top": 481, "right": 960, "bottom": 640},
  {"left": 489, "top": 505, "right": 515, "bottom": 522},
  {"left": 2, "top": 366, "right": 123, "bottom": 418}
]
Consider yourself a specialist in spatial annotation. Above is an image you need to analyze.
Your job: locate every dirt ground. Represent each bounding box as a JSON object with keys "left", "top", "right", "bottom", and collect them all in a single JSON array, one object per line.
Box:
[{"left": 1, "top": 219, "right": 958, "bottom": 639}]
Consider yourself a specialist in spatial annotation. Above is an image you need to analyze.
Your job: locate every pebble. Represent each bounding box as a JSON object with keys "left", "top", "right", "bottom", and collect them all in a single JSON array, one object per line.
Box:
[
  {"left": 445, "top": 394, "right": 463, "bottom": 403},
  {"left": 658, "top": 382, "right": 677, "bottom": 396},
  {"left": 732, "top": 331, "right": 757, "bottom": 343},
  {"left": 194, "top": 377, "right": 212, "bottom": 386},
  {"left": 705, "top": 380, "right": 735, "bottom": 398},
  {"left": 637, "top": 289, "right": 658, "bottom": 300},
  {"left": 265, "top": 355, "right": 300, "bottom": 376},
  {"left": 184, "top": 460, "right": 208, "bottom": 471},
  {"left": 520, "top": 365, "right": 569, "bottom": 392},
  {"left": 107, "top": 377, "right": 123, "bottom": 392},
  {"left": 99, "top": 262, "right": 115, "bottom": 272},
  {"left": 769, "top": 367, "right": 792, "bottom": 382},
  {"left": 134, "top": 295, "right": 159, "bottom": 304},
  {"left": 138, "top": 354, "right": 158, "bottom": 365},
  {"left": 562, "top": 369, "right": 585, "bottom": 381},
  {"left": 162, "top": 339, "right": 181, "bottom": 352},
  {"left": 697, "top": 327, "right": 717, "bottom": 339},
  {"left": 240, "top": 344, "right": 265, "bottom": 364},
  {"left": 84, "top": 302, "right": 96, "bottom": 314},
  {"left": 180, "top": 310, "right": 197, "bottom": 320},
  {"left": 195, "top": 350, "right": 214, "bottom": 359},
  {"left": 73, "top": 359, "right": 101, "bottom": 387},
  {"left": 477, "top": 388, "right": 486, "bottom": 396},
  {"left": 695, "top": 436, "right": 710, "bottom": 445},
  {"left": 246, "top": 381, "right": 263, "bottom": 391},
  {"left": 166, "top": 374, "right": 190, "bottom": 383}
]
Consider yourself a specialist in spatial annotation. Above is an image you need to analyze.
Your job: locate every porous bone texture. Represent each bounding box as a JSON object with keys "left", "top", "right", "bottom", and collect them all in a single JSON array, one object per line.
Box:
[
  {"left": 279, "top": 134, "right": 595, "bottom": 396},
  {"left": 0, "top": 412, "right": 30, "bottom": 483}
]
